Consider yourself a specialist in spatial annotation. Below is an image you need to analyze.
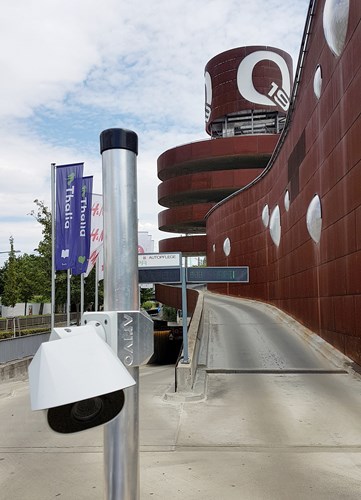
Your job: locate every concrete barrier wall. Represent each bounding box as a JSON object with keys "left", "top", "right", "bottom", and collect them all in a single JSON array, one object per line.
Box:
[
  {"left": 1, "top": 303, "right": 51, "bottom": 317},
  {"left": 0, "top": 332, "right": 50, "bottom": 381},
  {"left": 175, "top": 291, "right": 204, "bottom": 392},
  {"left": 0, "top": 357, "right": 33, "bottom": 382},
  {"left": 155, "top": 284, "right": 204, "bottom": 391},
  {"left": 155, "top": 284, "right": 199, "bottom": 316}
]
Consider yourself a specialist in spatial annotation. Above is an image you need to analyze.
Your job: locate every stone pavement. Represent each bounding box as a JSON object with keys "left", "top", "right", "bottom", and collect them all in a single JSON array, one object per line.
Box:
[
  {"left": 1, "top": 363, "right": 361, "bottom": 499},
  {"left": 2, "top": 296, "right": 361, "bottom": 499}
]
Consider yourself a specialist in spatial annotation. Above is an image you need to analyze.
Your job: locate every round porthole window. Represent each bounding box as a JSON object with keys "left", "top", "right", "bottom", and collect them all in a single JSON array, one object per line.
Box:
[
  {"left": 223, "top": 237, "right": 231, "bottom": 257},
  {"left": 262, "top": 204, "right": 270, "bottom": 227},
  {"left": 306, "top": 194, "right": 322, "bottom": 243},
  {"left": 284, "top": 191, "right": 290, "bottom": 212},
  {"left": 323, "top": 0, "right": 349, "bottom": 57},
  {"left": 313, "top": 65, "right": 322, "bottom": 99},
  {"left": 269, "top": 205, "right": 281, "bottom": 247}
]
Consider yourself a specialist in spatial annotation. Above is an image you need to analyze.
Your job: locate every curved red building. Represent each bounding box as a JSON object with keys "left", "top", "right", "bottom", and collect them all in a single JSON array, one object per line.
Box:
[
  {"left": 156, "top": 0, "right": 361, "bottom": 367},
  {"left": 158, "top": 46, "right": 293, "bottom": 256},
  {"left": 206, "top": 0, "right": 361, "bottom": 365}
]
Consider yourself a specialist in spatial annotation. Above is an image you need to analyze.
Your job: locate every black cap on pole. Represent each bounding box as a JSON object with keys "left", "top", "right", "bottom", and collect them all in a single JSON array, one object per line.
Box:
[{"left": 100, "top": 128, "right": 138, "bottom": 155}]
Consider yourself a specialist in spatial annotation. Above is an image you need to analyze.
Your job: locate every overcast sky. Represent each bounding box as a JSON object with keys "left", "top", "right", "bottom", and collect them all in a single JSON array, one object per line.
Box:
[{"left": 0, "top": 0, "right": 309, "bottom": 266}]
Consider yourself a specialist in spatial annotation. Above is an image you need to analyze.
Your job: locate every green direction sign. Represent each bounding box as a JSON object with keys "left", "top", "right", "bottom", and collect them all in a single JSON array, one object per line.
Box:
[{"left": 186, "top": 266, "right": 249, "bottom": 283}]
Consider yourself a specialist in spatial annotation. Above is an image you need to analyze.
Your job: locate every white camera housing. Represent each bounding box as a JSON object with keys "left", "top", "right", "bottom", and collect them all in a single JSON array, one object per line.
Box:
[
  {"left": 28, "top": 320, "right": 135, "bottom": 433},
  {"left": 82, "top": 310, "right": 154, "bottom": 367}
]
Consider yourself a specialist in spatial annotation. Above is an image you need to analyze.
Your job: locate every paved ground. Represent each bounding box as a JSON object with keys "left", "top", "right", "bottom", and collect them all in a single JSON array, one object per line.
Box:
[{"left": 1, "top": 294, "right": 361, "bottom": 499}]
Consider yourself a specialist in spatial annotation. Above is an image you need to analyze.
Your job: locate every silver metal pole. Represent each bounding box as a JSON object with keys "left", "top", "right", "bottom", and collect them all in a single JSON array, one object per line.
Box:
[
  {"left": 100, "top": 128, "right": 139, "bottom": 500},
  {"left": 67, "top": 269, "right": 71, "bottom": 326},
  {"left": 80, "top": 273, "right": 84, "bottom": 317},
  {"left": 51, "top": 163, "right": 56, "bottom": 331},
  {"left": 95, "top": 257, "right": 99, "bottom": 311},
  {"left": 181, "top": 263, "right": 189, "bottom": 363}
]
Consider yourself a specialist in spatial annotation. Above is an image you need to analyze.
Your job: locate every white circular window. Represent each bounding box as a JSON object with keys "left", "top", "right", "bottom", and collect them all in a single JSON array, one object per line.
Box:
[
  {"left": 205, "top": 71, "right": 213, "bottom": 122},
  {"left": 269, "top": 205, "right": 281, "bottom": 247},
  {"left": 323, "top": 0, "right": 349, "bottom": 57},
  {"left": 262, "top": 204, "right": 270, "bottom": 227},
  {"left": 306, "top": 195, "right": 322, "bottom": 243},
  {"left": 313, "top": 65, "right": 322, "bottom": 99},
  {"left": 284, "top": 191, "right": 290, "bottom": 212},
  {"left": 223, "top": 237, "right": 231, "bottom": 257},
  {"left": 212, "top": 243, "right": 216, "bottom": 253}
]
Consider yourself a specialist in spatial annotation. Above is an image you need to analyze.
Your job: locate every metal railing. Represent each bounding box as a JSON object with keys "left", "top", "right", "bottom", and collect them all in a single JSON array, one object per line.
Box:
[
  {"left": 0, "top": 313, "right": 79, "bottom": 365},
  {"left": 0, "top": 313, "right": 78, "bottom": 334}
]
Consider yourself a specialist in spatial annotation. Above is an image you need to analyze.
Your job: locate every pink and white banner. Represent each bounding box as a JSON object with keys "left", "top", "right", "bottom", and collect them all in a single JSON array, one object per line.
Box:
[
  {"left": 85, "top": 193, "right": 155, "bottom": 282},
  {"left": 85, "top": 193, "right": 104, "bottom": 277}
]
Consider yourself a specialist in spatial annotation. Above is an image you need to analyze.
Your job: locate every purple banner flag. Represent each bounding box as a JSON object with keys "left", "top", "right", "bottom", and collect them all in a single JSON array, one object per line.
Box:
[
  {"left": 72, "top": 176, "right": 93, "bottom": 275},
  {"left": 55, "top": 163, "right": 84, "bottom": 270}
]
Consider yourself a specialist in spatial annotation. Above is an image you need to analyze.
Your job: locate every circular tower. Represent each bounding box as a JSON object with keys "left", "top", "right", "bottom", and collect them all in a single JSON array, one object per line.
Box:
[{"left": 158, "top": 46, "right": 293, "bottom": 256}]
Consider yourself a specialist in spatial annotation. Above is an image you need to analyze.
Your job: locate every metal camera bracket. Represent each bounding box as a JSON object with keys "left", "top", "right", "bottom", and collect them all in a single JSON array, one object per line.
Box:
[{"left": 82, "top": 310, "right": 154, "bottom": 367}]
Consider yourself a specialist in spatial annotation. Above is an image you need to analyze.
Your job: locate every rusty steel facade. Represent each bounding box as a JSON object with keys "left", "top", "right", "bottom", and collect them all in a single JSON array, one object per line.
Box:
[
  {"left": 206, "top": 0, "right": 361, "bottom": 365},
  {"left": 157, "top": 45, "right": 292, "bottom": 255}
]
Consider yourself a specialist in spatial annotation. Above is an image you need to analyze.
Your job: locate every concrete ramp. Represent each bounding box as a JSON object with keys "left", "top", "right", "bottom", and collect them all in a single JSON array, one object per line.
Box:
[{"left": 201, "top": 293, "right": 346, "bottom": 374}]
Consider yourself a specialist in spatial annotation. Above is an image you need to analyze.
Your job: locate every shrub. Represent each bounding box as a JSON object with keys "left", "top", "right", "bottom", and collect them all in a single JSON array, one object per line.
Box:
[{"left": 0, "top": 327, "right": 49, "bottom": 340}]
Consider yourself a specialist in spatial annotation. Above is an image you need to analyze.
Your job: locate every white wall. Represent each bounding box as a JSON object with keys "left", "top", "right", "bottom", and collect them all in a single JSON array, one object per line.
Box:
[{"left": 0, "top": 303, "right": 51, "bottom": 318}]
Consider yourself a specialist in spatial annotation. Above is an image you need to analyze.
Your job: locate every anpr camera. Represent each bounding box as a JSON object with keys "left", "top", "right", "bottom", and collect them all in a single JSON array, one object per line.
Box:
[{"left": 28, "top": 320, "right": 135, "bottom": 434}]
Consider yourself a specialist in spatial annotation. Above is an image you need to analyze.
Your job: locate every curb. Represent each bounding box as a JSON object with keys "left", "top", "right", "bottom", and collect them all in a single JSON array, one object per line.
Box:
[
  {"left": 0, "top": 357, "right": 32, "bottom": 382},
  {"left": 164, "top": 368, "right": 207, "bottom": 402}
]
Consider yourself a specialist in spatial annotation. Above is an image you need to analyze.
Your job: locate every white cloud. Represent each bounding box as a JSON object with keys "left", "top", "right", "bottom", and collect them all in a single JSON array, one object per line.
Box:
[{"left": 0, "top": 0, "right": 309, "bottom": 266}]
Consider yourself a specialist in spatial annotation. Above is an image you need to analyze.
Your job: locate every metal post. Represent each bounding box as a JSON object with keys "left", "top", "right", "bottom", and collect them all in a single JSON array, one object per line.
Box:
[
  {"left": 100, "top": 128, "right": 139, "bottom": 500},
  {"left": 51, "top": 163, "right": 56, "bottom": 331},
  {"left": 95, "top": 257, "right": 99, "bottom": 311},
  {"left": 80, "top": 273, "right": 85, "bottom": 317},
  {"left": 67, "top": 269, "right": 71, "bottom": 326},
  {"left": 181, "top": 262, "right": 189, "bottom": 363}
]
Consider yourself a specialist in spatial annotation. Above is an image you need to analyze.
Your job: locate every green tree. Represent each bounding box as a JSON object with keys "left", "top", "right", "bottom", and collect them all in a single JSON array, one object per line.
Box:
[
  {"left": 83, "top": 266, "right": 104, "bottom": 311},
  {"left": 30, "top": 199, "right": 104, "bottom": 314},
  {"left": 30, "top": 199, "right": 52, "bottom": 300},
  {"left": 54, "top": 268, "right": 102, "bottom": 313},
  {"left": 2, "top": 236, "right": 19, "bottom": 308},
  {"left": 140, "top": 287, "right": 154, "bottom": 306},
  {"left": 17, "top": 253, "right": 47, "bottom": 315},
  {"left": 0, "top": 266, "right": 5, "bottom": 297}
]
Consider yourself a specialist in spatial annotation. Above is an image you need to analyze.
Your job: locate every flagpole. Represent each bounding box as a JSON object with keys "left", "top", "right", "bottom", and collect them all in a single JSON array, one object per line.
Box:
[
  {"left": 67, "top": 269, "right": 71, "bottom": 326},
  {"left": 54, "top": 163, "right": 84, "bottom": 325},
  {"left": 51, "top": 163, "right": 56, "bottom": 331},
  {"left": 80, "top": 273, "right": 85, "bottom": 317},
  {"left": 95, "top": 256, "right": 99, "bottom": 311}
]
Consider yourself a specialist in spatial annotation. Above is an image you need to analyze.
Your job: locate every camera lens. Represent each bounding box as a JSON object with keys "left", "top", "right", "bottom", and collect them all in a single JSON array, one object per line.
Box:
[
  {"left": 71, "top": 397, "right": 104, "bottom": 422},
  {"left": 48, "top": 390, "right": 125, "bottom": 433}
]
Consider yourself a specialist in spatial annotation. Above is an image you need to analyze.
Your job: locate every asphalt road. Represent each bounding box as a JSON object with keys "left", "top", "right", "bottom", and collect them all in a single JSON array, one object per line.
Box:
[{"left": 204, "top": 293, "right": 342, "bottom": 372}]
